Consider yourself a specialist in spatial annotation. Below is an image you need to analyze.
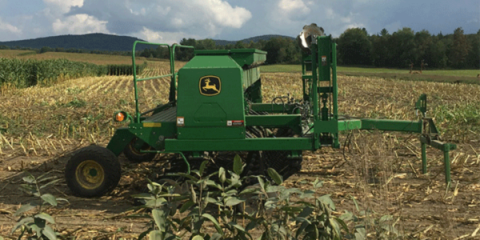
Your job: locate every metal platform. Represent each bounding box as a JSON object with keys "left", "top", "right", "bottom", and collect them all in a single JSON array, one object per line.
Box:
[{"left": 144, "top": 106, "right": 177, "bottom": 122}]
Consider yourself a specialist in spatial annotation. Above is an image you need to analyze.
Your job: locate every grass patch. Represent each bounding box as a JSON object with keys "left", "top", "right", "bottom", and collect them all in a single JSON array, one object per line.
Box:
[
  {"left": 261, "top": 64, "right": 480, "bottom": 84},
  {"left": 262, "top": 64, "right": 479, "bottom": 77}
]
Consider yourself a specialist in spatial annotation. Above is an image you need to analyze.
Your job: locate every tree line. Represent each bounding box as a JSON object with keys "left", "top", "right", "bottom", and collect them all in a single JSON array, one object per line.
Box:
[
  {"left": 337, "top": 27, "right": 479, "bottom": 69},
  {"left": 141, "top": 27, "right": 479, "bottom": 69},
  {"left": 2, "top": 27, "right": 478, "bottom": 69}
]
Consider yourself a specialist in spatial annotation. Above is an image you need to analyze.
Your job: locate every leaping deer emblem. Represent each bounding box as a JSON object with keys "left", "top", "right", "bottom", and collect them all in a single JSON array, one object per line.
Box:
[{"left": 202, "top": 78, "right": 219, "bottom": 93}]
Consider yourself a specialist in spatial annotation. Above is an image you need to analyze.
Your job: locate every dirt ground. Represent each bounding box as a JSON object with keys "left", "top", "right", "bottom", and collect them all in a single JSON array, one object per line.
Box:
[
  {"left": 0, "top": 136, "right": 479, "bottom": 239},
  {"left": 1, "top": 73, "right": 480, "bottom": 239}
]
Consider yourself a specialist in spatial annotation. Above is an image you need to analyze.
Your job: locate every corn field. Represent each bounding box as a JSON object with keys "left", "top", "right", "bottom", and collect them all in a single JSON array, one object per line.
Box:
[
  {"left": 106, "top": 62, "right": 147, "bottom": 76},
  {"left": 0, "top": 58, "right": 107, "bottom": 88}
]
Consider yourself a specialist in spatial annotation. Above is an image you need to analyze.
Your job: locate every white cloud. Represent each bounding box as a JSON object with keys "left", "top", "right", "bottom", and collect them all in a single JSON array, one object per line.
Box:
[
  {"left": 67, "top": 0, "right": 252, "bottom": 39},
  {"left": 0, "top": 17, "right": 21, "bottom": 34},
  {"left": 136, "top": 27, "right": 200, "bottom": 44},
  {"left": 278, "top": 0, "right": 309, "bottom": 14},
  {"left": 52, "top": 14, "right": 109, "bottom": 35},
  {"left": 199, "top": 0, "right": 252, "bottom": 28},
  {"left": 43, "top": 0, "right": 84, "bottom": 14}
]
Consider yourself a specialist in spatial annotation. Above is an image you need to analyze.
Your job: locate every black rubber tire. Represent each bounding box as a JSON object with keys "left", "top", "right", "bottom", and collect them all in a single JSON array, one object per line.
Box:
[
  {"left": 65, "top": 145, "right": 121, "bottom": 198},
  {"left": 123, "top": 138, "right": 156, "bottom": 163}
]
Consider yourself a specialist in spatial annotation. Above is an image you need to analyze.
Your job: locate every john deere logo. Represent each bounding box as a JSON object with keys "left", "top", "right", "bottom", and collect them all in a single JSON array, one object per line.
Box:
[{"left": 199, "top": 76, "right": 221, "bottom": 96}]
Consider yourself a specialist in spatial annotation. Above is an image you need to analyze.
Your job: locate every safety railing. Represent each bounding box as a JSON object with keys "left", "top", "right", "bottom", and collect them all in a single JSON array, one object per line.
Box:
[{"left": 131, "top": 41, "right": 194, "bottom": 123}]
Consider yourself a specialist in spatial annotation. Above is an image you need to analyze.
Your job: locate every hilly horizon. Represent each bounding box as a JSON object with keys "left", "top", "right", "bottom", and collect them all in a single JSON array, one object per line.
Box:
[{"left": 0, "top": 33, "right": 296, "bottom": 52}]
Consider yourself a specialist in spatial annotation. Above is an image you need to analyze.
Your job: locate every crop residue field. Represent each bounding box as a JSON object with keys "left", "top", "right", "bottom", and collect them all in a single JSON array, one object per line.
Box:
[{"left": 0, "top": 67, "right": 479, "bottom": 239}]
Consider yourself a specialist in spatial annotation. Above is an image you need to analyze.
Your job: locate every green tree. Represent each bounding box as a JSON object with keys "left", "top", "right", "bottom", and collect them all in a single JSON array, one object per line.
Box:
[
  {"left": 414, "top": 30, "right": 432, "bottom": 63},
  {"left": 176, "top": 38, "right": 196, "bottom": 60},
  {"left": 448, "top": 27, "right": 470, "bottom": 68},
  {"left": 466, "top": 30, "right": 480, "bottom": 68},
  {"left": 387, "top": 27, "right": 416, "bottom": 67},
  {"left": 196, "top": 39, "right": 216, "bottom": 50},
  {"left": 337, "top": 28, "right": 372, "bottom": 65},
  {"left": 426, "top": 37, "right": 448, "bottom": 69},
  {"left": 234, "top": 41, "right": 246, "bottom": 49}
]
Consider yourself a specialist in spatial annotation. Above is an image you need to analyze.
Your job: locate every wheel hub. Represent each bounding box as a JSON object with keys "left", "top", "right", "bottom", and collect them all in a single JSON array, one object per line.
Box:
[{"left": 76, "top": 160, "right": 105, "bottom": 189}]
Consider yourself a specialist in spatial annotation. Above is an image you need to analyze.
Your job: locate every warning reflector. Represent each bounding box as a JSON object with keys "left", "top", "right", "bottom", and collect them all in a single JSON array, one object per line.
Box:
[{"left": 227, "top": 120, "right": 244, "bottom": 127}]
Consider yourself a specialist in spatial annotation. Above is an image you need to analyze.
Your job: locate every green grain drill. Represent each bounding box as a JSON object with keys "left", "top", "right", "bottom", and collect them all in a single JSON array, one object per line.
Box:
[{"left": 65, "top": 27, "right": 456, "bottom": 197}]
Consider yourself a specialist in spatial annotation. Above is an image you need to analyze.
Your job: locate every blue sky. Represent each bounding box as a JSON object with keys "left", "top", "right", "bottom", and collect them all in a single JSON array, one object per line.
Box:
[{"left": 0, "top": 0, "right": 478, "bottom": 43}]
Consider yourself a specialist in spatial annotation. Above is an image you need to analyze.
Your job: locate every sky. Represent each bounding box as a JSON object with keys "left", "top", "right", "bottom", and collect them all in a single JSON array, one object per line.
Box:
[{"left": 0, "top": 0, "right": 478, "bottom": 43}]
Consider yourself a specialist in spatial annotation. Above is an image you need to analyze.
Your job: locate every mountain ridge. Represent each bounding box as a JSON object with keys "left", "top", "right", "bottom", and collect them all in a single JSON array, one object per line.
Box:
[{"left": 0, "top": 33, "right": 296, "bottom": 51}]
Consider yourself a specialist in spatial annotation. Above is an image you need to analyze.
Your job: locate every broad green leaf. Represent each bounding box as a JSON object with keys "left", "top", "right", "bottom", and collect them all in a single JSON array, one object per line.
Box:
[
  {"left": 213, "top": 233, "right": 223, "bottom": 240},
  {"left": 225, "top": 188, "right": 237, "bottom": 194},
  {"left": 192, "top": 236, "right": 204, "bottom": 240},
  {"left": 15, "top": 203, "right": 38, "bottom": 216},
  {"left": 297, "top": 206, "right": 314, "bottom": 218},
  {"left": 149, "top": 230, "right": 163, "bottom": 240},
  {"left": 37, "top": 175, "right": 58, "bottom": 183},
  {"left": 35, "top": 213, "right": 55, "bottom": 224},
  {"left": 206, "top": 197, "right": 219, "bottom": 205},
  {"left": 351, "top": 196, "right": 360, "bottom": 212},
  {"left": 355, "top": 227, "right": 366, "bottom": 240},
  {"left": 11, "top": 217, "right": 34, "bottom": 233},
  {"left": 339, "top": 211, "right": 353, "bottom": 221},
  {"left": 312, "top": 178, "right": 323, "bottom": 188},
  {"left": 55, "top": 198, "right": 69, "bottom": 203},
  {"left": 145, "top": 198, "right": 166, "bottom": 209},
  {"left": 264, "top": 201, "right": 276, "bottom": 210},
  {"left": 138, "top": 228, "right": 152, "bottom": 240},
  {"left": 20, "top": 184, "right": 38, "bottom": 195},
  {"left": 152, "top": 209, "right": 166, "bottom": 232},
  {"left": 295, "top": 221, "right": 310, "bottom": 239},
  {"left": 300, "top": 190, "right": 315, "bottom": 199},
  {"left": 267, "top": 168, "right": 283, "bottom": 185},
  {"left": 131, "top": 193, "right": 155, "bottom": 200},
  {"left": 41, "top": 194, "right": 57, "bottom": 207},
  {"left": 239, "top": 187, "right": 258, "bottom": 195},
  {"left": 231, "top": 223, "right": 245, "bottom": 233},
  {"left": 201, "top": 213, "right": 223, "bottom": 235},
  {"left": 179, "top": 200, "right": 195, "bottom": 213},
  {"left": 379, "top": 215, "right": 393, "bottom": 222},
  {"left": 158, "top": 193, "right": 181, "bottom": 198},
  {"left": 328, "top": 218, "right": 341, "bottom": 237},
  {"left": 190, "top": 184, "right": 197, "bottom": 203},
  {"left": 42, "top": 225, "right": 57, "bottom": 240},
  {"left": 28, "top": 221, "right": 43, "bottom": 237},
  {"left": 318, "top": 195, "right": 335, "bottom": 210},
  {"left": 22, "top": 174, "right": 36, "bottom": 184},
  {"left": 233, "top": 155, "right": 243, "bottom": 175},
  {"left": 206, "top": 180, "right": 222, "bottom": 190},
  {"left": 199, "top": 160, "right": 208, "bottom": 176},
  {"left": 228, "top": 173, "right": 241, "bottom": 188},
  {"left": 39, "top": 179, "right": 62, "bottom": 190},
  {"left": 218, "top": 167, "right": 226, "bottom": 184},
  {"left": 224, "top": 197, "right": 244, "bottom": 206},
  {"left": 0, "top": 236, "right": 3, "bottom": 240},
  {"left": 335, "top": 217, "right": 349, "bottom": 231},
  {"left": 191, "top": 170, "right": 201, "bottom": 178},
  {"left": 256, "top": 176, "right": 267, "bottom": 196}
]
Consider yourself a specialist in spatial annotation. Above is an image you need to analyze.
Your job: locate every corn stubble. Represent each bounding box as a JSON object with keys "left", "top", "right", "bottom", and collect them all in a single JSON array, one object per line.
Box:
[{"left": 0, "top": 67, "right": 479, "bottom": 238}]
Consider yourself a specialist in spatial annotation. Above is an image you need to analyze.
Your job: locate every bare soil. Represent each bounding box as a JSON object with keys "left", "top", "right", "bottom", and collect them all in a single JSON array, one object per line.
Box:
[{"left": 0, "top": 136, "right": 479, "bottom": 239}]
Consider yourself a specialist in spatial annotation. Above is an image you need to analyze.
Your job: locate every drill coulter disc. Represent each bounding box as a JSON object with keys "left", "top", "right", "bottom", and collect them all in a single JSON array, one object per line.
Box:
[
  {"left": 262, "top": 128, "right": 303, "bottom": 181},
  {"left": 123, "top": 137, "right": 156, "bottom": 163}
]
